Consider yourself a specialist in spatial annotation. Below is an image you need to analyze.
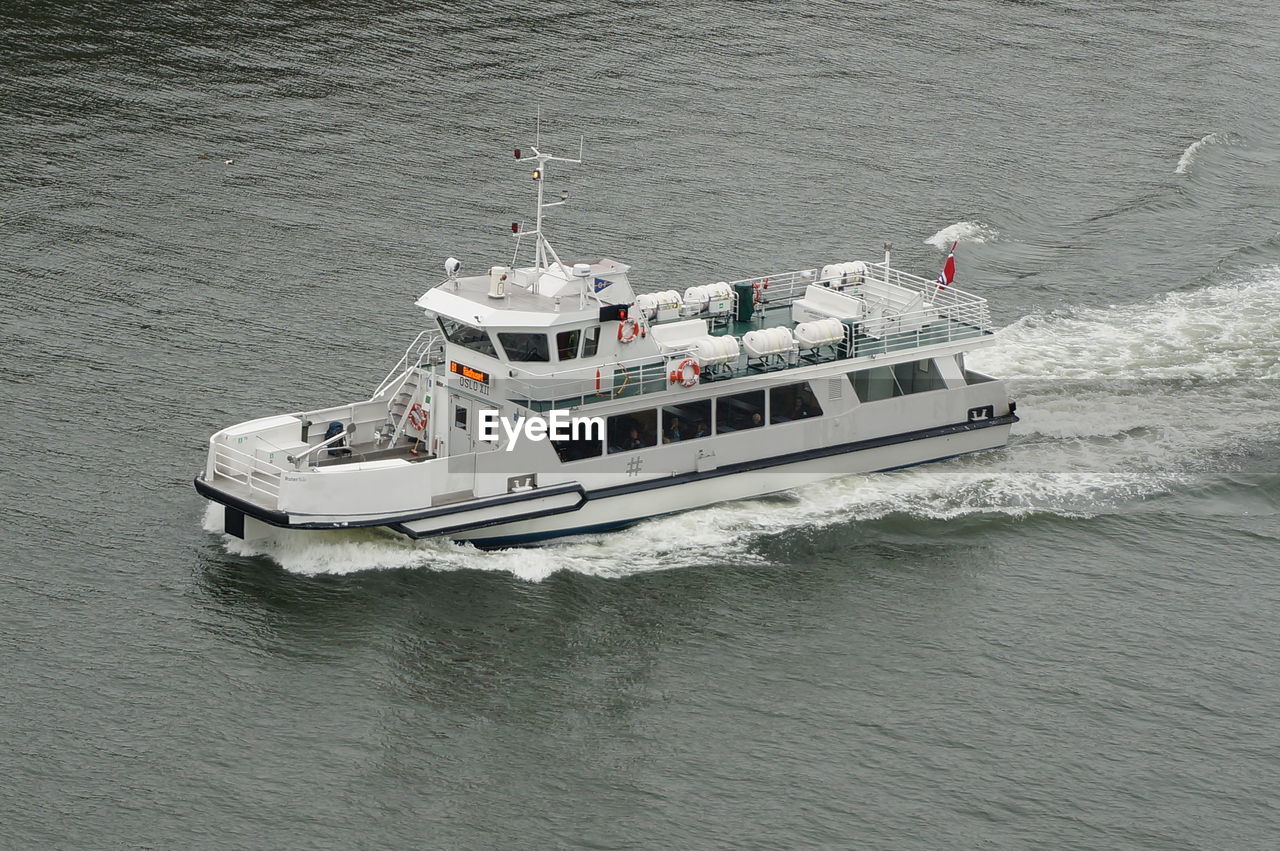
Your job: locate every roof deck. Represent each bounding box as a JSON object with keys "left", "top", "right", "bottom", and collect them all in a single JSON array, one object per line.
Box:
[{"left": 500, "top": 262, "right": 995, "bottom": 411}]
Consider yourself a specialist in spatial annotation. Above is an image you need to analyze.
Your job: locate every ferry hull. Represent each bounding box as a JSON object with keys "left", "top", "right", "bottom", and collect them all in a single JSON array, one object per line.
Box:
[{"left": 204, "top": 415, "right": 1014, "bottom": 550}]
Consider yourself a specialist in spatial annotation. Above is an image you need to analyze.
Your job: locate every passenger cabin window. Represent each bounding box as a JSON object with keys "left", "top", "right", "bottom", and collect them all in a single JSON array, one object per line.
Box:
[
  {"left": 715, "top": 390, "right": 766, "bottom": 433},
  {"left": 581, "top": 326, "right": 601, "bottom": 358},
  {"left": 498, "top": 332, "right": 550, "bottom": 362},
  {"left": 551, "top": 420, "right": 604, "bottom": 463},
  {"left": 439, "top": 318, "right": 499, "bottom": 358},
  {"left": 661, "top": 400, "right": 712, "bottom": 443},
  {"left": 770, "top": 383, "right": 823, "bottom": 424},
  {"left": 895, "top": 358, "right": 946, "bottom": 394},
  {"left": 849, "top": 366, "right": 900, "bottom": 401},
  {"left": 849, "top": 359, "right": 945, "bottom": 402},
  {"left": 607, "top": 409, "right": 658, "bottom": 453},
  {"left": 556, "top": 329, "right": 581, "bottom": 361}
]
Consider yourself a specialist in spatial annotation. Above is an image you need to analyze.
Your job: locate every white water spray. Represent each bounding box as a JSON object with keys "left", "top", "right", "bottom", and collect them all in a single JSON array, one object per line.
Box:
[{"left": 1175, "top": 132, "right": 1241, "bottom": 175}]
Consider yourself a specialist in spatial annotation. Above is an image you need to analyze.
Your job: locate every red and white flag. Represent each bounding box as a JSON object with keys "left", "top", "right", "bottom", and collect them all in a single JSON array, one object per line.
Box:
[{"left": 936, "top": 241, "right": 957, "bottom": 288}]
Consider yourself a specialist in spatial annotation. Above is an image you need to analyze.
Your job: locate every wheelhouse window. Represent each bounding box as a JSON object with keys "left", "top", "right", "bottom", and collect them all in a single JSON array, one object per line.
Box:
[
  {"left": 770, "top": 383, "right": 823, "bottom": 424},
  {"left": 607, "top": 409, "right": 658, "bottom": 453},
  {"left": 498, "top": 332, "right": 550, "bottom": 362},
  {"left": 582, "top": 326, "right": 601, "bottom": 358},
  {"left": 556, "top": 329, "right": 581, "bottom": 361},
  {"left": 715, "top": 390, "right": 766, "bottom": 433},
  {"left": 439, "top": 317, "right": 498, "bottom": 358},
  {"left": 661, "top": 400, "right": 712, "bottom": 443}
]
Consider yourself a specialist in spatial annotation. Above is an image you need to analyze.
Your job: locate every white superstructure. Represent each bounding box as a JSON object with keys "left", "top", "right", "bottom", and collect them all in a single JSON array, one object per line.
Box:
[{"left": 196, "top": 139, "right": 1017, "bottom": 548}]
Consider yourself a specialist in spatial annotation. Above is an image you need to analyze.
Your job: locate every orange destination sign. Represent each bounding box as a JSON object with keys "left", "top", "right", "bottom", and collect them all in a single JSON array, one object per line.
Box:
[{"left": 449, "top": 361, "right": 490, "bottom": 384}]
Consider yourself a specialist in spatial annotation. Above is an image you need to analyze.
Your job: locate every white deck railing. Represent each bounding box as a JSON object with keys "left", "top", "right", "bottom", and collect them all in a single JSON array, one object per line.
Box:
[
  {"left": 374, "top": 329, "right": 445, "bottom": 397},
  {"left": 211, "top": 440, "right": 283, "bottom": 502},
  {"left": 725, "top": 264, "right": 992, "bottom": 329}
]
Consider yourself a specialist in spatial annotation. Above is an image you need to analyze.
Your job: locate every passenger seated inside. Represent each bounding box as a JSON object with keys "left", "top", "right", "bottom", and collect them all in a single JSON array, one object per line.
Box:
[
  {"left": 770, "top": 383, "right": 824, "bottom": 424},
  {"left": 607, "top": 410, "right": 658, "bottom": 453},
  {"left": 716, "top": 390, "right": 766, "bottom": 433},
  {"left": 662, "top": 400, "right": 711, "bottom": 442},
  {"left": 664, "top": 417, "right": 683, "bottom": 443}
]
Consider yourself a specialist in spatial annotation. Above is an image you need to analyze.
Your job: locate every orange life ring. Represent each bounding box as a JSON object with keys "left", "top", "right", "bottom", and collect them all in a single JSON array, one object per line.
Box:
[
  {"left": 407, "top": 403, "right": 428, "bottom": 431},
  {"left": 669, "top": 358, "right": 700, "bottom": 387},
  {"left": 617, "top": 318, "right": 640, "bottom": 343}
]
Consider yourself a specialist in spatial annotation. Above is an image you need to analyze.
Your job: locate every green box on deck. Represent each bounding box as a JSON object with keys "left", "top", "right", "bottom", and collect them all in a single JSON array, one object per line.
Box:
[{"left": 734, "top": 282, "right": 754, "bottom": 322}]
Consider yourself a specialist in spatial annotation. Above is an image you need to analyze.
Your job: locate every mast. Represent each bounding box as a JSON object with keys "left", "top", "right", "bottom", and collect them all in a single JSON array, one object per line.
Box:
[{"left": 512, "top": 134, "right": 584, "bottom": 275}]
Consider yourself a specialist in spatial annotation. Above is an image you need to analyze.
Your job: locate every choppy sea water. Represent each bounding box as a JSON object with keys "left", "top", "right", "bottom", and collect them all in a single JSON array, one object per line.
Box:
[{"left": 3, "top": 1, "right": 1278, "bottom": 847}]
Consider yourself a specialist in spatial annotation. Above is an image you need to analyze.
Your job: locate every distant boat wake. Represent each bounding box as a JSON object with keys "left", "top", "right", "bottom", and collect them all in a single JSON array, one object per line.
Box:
[
  {"left": 926, "top": 221, "right": 998, "bottom": 248},
  {"left": 1175, "top": 132, "right": 1241, "bottom": 174},
  {"left": 206, "top": 266, "right": 1280, "bottom": 578}
]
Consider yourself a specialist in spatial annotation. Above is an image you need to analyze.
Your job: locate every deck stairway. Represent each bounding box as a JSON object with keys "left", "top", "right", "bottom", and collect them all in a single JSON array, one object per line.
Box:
[{"left": 385, "top": 371, "right": 424, "bottom": 446}]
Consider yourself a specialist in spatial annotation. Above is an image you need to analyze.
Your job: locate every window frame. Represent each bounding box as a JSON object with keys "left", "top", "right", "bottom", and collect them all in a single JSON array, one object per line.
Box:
[
  {"left": 850, "top": 359, "right": 947, "bottom": 401},
  {"left": 581, "top": 325, "right": 601, "bottom": 358},
  {"left": 661, "top": 399, "right": 713, "bottom": 443},
  {"left": 438, "top": 317, "right": 499, "bottom": 358},
  {"left": 497, "top": 331, "right": 551, "bottom": 363},
  {"left": 606, "top": 409, "right": 659, "bottom": 454},
  {"left": 769, "top": 382, "right": 824, "bottom": 424},
  {"left": 556, "top": 328, "right": 582, "bottom": 362},
  {"left": 550, "top": 419, "right": 604, "bottom": 463},
  {"left": 714, "top": 389, "right": 766, "bottom": 434}
]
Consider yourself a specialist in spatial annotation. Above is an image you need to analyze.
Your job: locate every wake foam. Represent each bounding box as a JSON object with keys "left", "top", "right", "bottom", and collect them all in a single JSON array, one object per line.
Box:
[
  {"left": 971, "top": 267, "right": 1280, "bottom": 380},
  {"left": 926, "top": 221, "right": 998, "bottom": 248},
  {"left": 202, "top": 501, "right": 772, "bottom": 580},
  {"left": 1175, "top": 132, "right": 1241, "bottom": 174},
  {"left": 205, "top": 268, "right": 1280, "bottom": 578}
]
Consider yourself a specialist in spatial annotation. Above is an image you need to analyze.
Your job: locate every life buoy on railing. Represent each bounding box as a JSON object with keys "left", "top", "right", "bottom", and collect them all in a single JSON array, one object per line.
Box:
[
  {"left": 407, "top": 403, "right": 428, "bottom": 431},
  {"left": 752, "top": 277, "right": 771, "bottom": 305},
  {"left": 669, "top": 358, "right": 701, "bottom": 388},
  {"left": 618, "top": 318, "right": 642, "bottom": 343}
]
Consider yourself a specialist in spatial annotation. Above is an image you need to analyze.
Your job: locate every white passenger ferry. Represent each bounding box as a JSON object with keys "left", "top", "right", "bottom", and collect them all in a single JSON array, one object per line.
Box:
[{"left": 196, "top": 140, "right": 1018, "bottom": 548}]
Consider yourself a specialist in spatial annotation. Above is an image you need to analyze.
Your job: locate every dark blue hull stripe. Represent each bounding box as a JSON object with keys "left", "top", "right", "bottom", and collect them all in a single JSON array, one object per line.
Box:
[{"left": 465, "top": 445, "right": 996, "bottom": 547}]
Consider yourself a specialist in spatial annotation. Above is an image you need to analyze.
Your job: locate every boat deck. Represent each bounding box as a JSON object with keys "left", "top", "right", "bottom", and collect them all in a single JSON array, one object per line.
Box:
[
  {"left": 312, "top": 442, "right": 437, "bottom": 467},
  {"left": 205, "top": 440, "right": 436, "bottom": 514}
]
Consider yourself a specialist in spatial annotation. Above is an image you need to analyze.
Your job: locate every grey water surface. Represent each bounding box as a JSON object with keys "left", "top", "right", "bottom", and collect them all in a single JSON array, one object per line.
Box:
[{"left": 3, "top": 1, "right": 1279, "bottom": 847}]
